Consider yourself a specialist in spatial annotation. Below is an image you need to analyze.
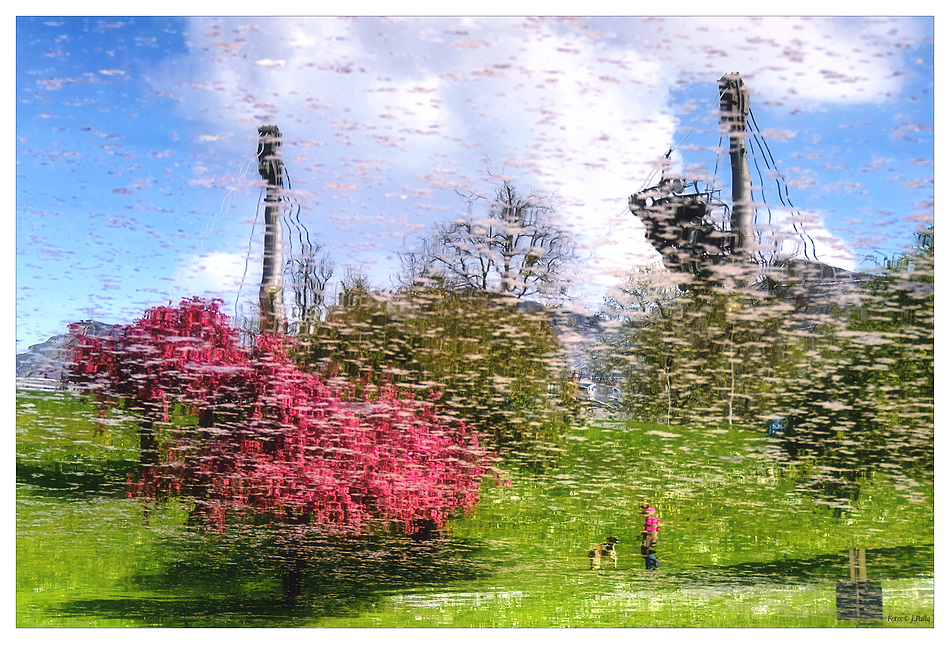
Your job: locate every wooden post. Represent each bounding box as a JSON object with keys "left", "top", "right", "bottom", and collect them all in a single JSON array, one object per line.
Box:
[
  {"left": 849, "top": 548, "right": 867, "bottom": 583},
  {"left": 836, "top": 548, "right": 882, "bottom": 624},
  {"left": 257, "top": 125, "right": 286, "bottom": 334}
]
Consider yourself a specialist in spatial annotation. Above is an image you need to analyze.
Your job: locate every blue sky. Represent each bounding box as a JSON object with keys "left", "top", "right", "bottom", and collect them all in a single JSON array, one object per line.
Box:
[{"left": 15, "top": 15, "right": 934, "bottom": 351}]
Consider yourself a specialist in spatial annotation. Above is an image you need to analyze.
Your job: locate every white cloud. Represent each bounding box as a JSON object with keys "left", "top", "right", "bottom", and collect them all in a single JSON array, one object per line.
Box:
[
  {"left": 152, "top": 16, "right": 924, "bottom": 304},
  {"left": 630, "top": 16, "right": 920, "bottom": 106},
  {"left": 173, "top": 251, "right": 260, "bottom": 302}
]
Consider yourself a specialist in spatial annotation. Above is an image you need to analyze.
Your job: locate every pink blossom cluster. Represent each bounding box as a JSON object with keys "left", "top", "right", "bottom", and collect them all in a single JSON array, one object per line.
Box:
[{"left": 67, "top": 298, "right": 492, "bottom": 535}]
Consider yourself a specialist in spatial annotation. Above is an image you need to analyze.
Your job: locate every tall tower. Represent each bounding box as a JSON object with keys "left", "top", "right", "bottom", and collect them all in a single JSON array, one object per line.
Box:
[
  {"left": 718, "top": 73, "right": 753, "bottom": 257},
  {"left": 257, "top": 125, "right": 286, "bottom": 333}
]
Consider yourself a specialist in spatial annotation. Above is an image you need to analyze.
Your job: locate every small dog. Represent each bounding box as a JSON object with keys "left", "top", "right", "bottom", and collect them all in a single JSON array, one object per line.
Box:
[{"left": 589, "top": 536, "right": 619, "bottom": 569}]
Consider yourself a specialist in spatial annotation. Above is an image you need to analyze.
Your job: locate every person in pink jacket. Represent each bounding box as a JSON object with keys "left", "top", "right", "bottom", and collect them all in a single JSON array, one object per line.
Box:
[{"left": 639, "top": 502, "right": 660, "bottom": 570}]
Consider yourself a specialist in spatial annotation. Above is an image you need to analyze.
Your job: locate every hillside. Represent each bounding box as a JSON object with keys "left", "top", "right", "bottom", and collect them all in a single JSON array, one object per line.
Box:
[{"left": 16, "top": 320, "right": 119, "bottom": 381}]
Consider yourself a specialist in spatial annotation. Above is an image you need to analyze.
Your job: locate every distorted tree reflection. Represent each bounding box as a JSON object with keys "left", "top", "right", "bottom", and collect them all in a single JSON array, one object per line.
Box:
[
  {"left": 603, "top": 227, "right": 933, "bottom": 509},
  {"left": 286, "top": 241, "right": 334, "bottom": 335},
  {"left": 65, "top": 298, "right": 495, "bottom": 600},
  {"left": 297, "top": 279, "right": 577, "bottom": 470},
  {"left": 771, "top": 227, "right": 934, "bottom": 506},
  {"left": 615, "top": 287, "right": 788, "bottom": 426},
  {"left": 398, "top": 180, "right": 578, "bottom": 304}
]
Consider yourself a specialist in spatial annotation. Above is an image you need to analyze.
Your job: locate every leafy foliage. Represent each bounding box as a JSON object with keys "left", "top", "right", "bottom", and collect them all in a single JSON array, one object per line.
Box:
[
  {"left": 65, "top": 298, "right": 492, "bottom": 535},
  {"left": 771, "top": 230, "right": 934, "bottom": 488},
  {"left": 613, "top": 286, "right": 789, "bottom": 426},
  {"left": 298, "top": 283, "right": 576, "bottom": 468},
  {"left": 605, "top": 231, "right": 933, "bottom": 508}
]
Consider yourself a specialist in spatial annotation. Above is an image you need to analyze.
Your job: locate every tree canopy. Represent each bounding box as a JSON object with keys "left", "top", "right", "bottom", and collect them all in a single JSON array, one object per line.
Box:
[
  {"left": 67, "top": 298, "right": 493, "bottom": 535},
  {"left": 602, "top": 229, "right": 934, "bottom": 509},
  {"left": 298, "top": 282, "right": 577, "bottom": 470}
]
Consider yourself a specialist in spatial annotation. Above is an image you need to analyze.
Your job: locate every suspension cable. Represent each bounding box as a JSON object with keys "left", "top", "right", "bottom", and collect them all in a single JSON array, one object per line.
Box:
[
  {"left": 637, "top": 89, "right": 725, "bottom": 192},
  {"left": 747, "top": 107, "right": 819, "bottom": 262},
  {"left": 235, "top": 186, "right": 265, "bottom": 322}
]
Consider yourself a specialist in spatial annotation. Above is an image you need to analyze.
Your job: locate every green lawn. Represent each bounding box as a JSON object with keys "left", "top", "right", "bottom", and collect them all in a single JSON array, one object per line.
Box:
[{"left": 16, "top": 391, "right": 934, "bottom": 627}]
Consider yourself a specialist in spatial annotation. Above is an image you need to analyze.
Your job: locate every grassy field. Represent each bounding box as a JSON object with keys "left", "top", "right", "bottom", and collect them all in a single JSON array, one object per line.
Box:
[{"left": 16, "top": 391, "right": 934, "bottom": 628}]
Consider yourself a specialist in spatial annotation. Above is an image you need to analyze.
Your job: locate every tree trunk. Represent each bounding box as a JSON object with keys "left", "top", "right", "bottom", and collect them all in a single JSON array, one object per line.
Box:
[
  {"left": 137, "top": 402, "right": 160, "bottom": 472},
  {"left": 277, "top": 513, "right": 311, "bottom": 604}
]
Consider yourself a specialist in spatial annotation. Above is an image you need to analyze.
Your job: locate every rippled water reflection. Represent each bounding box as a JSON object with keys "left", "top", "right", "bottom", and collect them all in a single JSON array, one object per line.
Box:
[{"left": 15, "top": 17, "right": 933, "bottom": 632}]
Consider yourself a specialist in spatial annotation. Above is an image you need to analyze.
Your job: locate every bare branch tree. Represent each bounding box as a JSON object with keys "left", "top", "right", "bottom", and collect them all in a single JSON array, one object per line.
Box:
[
  {"left": 400, "top": 180, "right": 577, "bottom": 302},
  {"left": 285, "top": 242, "right": 334, "bottom": 334}
]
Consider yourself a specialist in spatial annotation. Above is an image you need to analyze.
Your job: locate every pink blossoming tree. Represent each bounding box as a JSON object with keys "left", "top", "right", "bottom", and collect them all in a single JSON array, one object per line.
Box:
[{"left": 66, "top": 298, "right": 492, "bottom": 543}]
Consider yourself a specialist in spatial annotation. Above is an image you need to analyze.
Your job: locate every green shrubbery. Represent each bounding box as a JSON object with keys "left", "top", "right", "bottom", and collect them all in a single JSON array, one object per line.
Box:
[
  {"left": 770, "top": 230, "right": 934, "bottom": 487},
  {"left": 606, "top": 230, "right": 933, "bottom": 507},
  {"left": 295, "top": 282, "right": 577, "bottom": 469},
  {"left": 618, "top": 287, "right": 789, "bottom": 427}
]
